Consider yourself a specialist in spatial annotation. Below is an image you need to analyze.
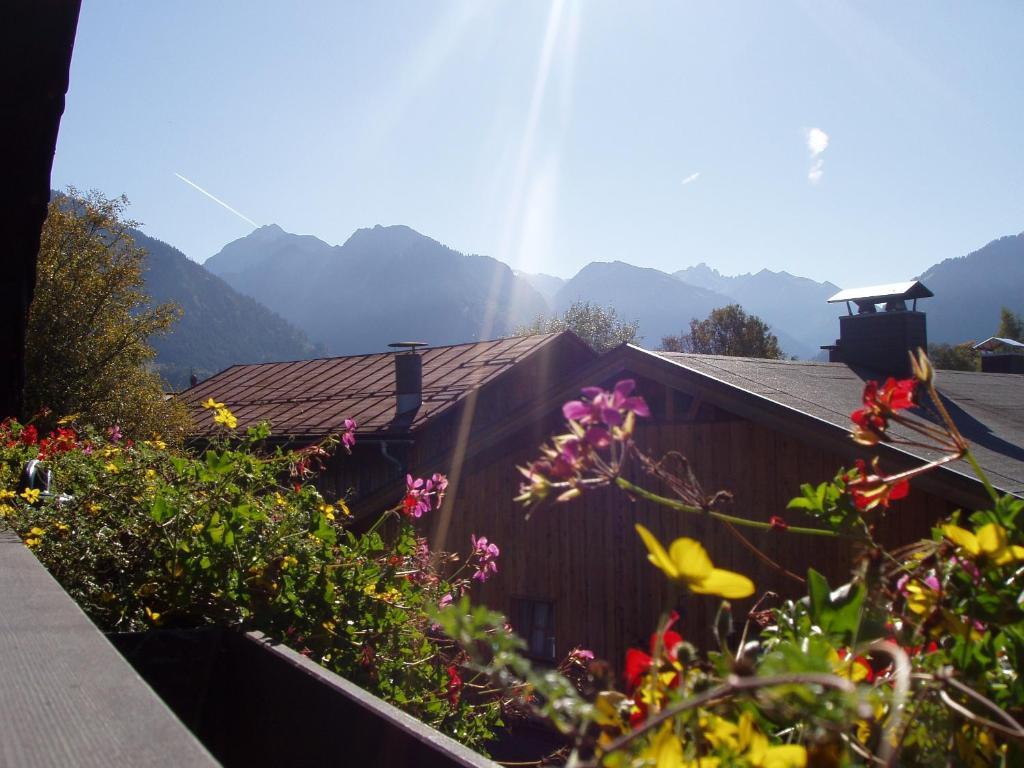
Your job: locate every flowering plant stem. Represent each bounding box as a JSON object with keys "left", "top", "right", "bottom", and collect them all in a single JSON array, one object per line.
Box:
[{"left": 613, "top": 476, "right": 844, "bottom": 538}]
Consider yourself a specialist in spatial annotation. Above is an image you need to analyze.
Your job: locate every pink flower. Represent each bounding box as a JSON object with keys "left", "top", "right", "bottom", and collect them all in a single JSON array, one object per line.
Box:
[
  {"left": 107, "top": 424, "right": 122, "bottom": 443},
  {"left": 562, "top": 379, "right": 651, "bottom": 428},
  {"left": 401, "top": 473, "right": 449, "bottom": 518},
  {"left": 438, "top": 593, "right": 453, "bottom": 610},
  {"left": 341, "top": 418, "right": 357, "bottom": 451},
  {"left": 470, "top": 534, "right": 500, "bottom": 582}
]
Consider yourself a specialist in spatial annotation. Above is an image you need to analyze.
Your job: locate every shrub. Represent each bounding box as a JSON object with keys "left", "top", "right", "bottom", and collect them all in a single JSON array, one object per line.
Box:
[{"left": 0, "top": 412, "right": 502, "bottom": 750}]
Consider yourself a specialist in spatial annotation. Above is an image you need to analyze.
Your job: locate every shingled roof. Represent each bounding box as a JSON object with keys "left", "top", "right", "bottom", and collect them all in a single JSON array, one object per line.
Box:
[
  {"left": 182, "top": 333, "right": 578, "bottom": 440},
  {"left": 634, "top": 349, "right": 1024, "bottom": 498}
]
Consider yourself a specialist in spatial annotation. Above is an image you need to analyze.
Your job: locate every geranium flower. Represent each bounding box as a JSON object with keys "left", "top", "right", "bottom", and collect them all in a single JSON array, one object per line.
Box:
[
  {"left": 341, "top": 418, "right": 357, "bottom": 450},
  {"left": 850, "top": 377, "right": 917, "bottom": 445},
  {"left": 625, "top": 612, "right": 684, "bottom": 692},
  {"left": 844, "top": 459, "right": 909, "bottom": 511},
  {"left": 19, "top": 424, "right": 38, "bottom": 446},
  {"left": 563, "top": 379, "right": 651, "bottom": 428},
  {"left": 446, "top": 665, "right": 463, "bottom": 708},
  {"left": 470, "top": 534, "right": 500, "bottom": 582},
  {"left": 635, "top": 524, "right": 755, "bottom": 599}
]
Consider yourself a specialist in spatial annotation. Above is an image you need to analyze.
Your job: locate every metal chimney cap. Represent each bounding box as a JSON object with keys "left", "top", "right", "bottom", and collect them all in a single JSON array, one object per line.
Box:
[
  {"left": 388, "top": 341, "right": 428, "bottom": 351},
  {"left": 827, "top": 281, "right": 933, "bottom": 305}
]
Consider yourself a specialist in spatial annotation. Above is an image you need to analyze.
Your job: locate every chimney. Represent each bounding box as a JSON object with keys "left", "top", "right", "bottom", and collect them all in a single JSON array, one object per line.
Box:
[
  {"left": 389, "top": 342, "right": 426, "bottom": 418},
  {"left": 973, "top": 337, "right": 1024, "bottom": 374},
  {"left": 823, "top": 281, "right": 933, "bottom": 376}
]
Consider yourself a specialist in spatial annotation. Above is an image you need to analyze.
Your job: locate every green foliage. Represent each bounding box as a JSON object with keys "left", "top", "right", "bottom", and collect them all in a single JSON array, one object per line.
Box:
[
  {"left": 515, "top": 301, "right": 640, "bottom": 352},
  {"left": 661, "top": 304, "right": 784, "bottom": 359},
  {"left": 27, "top": 190, "right": 188, "bottom": 440},
  {"left": 928, "top": 342, "right": 980, "bottom": 371},
  {"left": 0, "top": 417, "right": 501, "bottom": 749},
  {"left": 997, "top": 307, "right": 1024, "bottom": 342}
]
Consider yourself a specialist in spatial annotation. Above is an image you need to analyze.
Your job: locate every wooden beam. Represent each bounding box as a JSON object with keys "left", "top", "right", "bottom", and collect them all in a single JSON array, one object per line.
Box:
[{"left": 0, "top": 530, "right": 217, "bottom": 766}]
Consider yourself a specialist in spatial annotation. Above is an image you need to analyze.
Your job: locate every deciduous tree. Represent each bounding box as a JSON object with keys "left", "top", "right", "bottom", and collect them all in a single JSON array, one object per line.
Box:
[
  {"left": 516, "top": 301, "right": 640, "bottom": 352},
  {"left": 661, "top": 304, "right": 783, "bottom": 359},
  {"left": 25, "top": 190, "right": 187, "bottom": 439}
]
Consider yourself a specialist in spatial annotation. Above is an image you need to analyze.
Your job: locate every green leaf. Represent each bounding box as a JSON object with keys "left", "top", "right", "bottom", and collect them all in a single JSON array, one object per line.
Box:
[
  {"left": 806, "top": 568, "right": 865, "bottom": 644},
  {"left": 149, "top": 496, "right": 170, "bottom": 524}
]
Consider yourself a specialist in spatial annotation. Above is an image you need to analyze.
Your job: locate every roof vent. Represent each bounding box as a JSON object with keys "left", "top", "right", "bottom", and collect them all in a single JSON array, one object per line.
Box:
[
  {"left": 389, "top": 342, "right": 427, "bottom": 418},
  {"left": 823, "top": 281, "right": 933, "bottom": 375}
]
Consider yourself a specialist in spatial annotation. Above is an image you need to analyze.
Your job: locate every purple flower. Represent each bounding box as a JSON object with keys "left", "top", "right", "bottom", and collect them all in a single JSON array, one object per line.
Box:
[
  {"left": 470, "top": 534, "right": 500, "bottom": 582},
  {"left": 438, "top": 593, "right": 453, "bottom": 610},
  {"left": 341, "top": 418, "right": 357, "bottom": 450},
  {"left": 108, "top": 425, "right": 123, "bottom": 443},
  {"left": 562, "top": 379, "right": 650, "bottom": 428},
  {"left": 401, "top": 473, "right": 449, "bottom": 518}
]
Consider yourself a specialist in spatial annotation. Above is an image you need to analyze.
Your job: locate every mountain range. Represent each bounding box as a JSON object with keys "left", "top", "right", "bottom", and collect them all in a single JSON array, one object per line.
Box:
[
  {"left": 131, "top": 218, "right": 1023, "bottom": 383},
  {"left": 203, "top": 223, "right": 548, "bottom": 355},
  {"left": 133, "top": 230, "right": 319, "bottom": 390}
]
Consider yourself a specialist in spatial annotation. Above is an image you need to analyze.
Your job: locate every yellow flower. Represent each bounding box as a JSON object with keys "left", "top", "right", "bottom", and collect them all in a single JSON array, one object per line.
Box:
[
  {"left": 282, "top": 555, "right": 298, "bottom": 570},
  {"left": 274, "top": 492, "right": 287, "bottom": 507},
  {"left": 104, "top": 462, "right": 119, "bottom": 473},
  {"left": 639, "top": 722, "right": 685, "bottom": 768},
  {"left": 20, "top": 487, "right": 41, "bottom": 504},
  {"left": 0, "top": 504, "right": 13, "bottom": 517},
  {"left": 88, "top": 502, "right": 102, "bottom": 515},
  {"left": 147, "top": 436, "right": 167, "bottom": 449},
  {"left": 54, "top": 521, "right": 70, "bottom": 534},
  {"left": 904, "top": 579, "right": 939, "bottom": 616},
  {"left": 322, "top": 620, "right": 336, "bottom": 633},
  {"left": 635, "top": 524, "right": 755, "bottom": 599},
  {"left": 57, "top": 413, "right": 79, "bottom": 425},
  {"left": 201, "top": 397, "right": 225, "bottom": 410},
  {"left": 943, "top": 523, "right": 1024, "bottom": 566},
  {"left": 338, "top": 499, "right": 351, "bottom": 517},
  {"left": 24, "top": 527, "right": 45, "bottom": 548},
  {"left": 0, "top": 489, "right": 16, "bottom": 501},
  {"left": 320, "top": 503, "right": 335, "bottom": 521},
  {"left": 145, "top": 606, "right": 164, "bottom": 626},
  {"left": 826, "top": 648, "right": 872, "bottom": 682},
  {"left": 213, "top": 406, "right": 237, "bottom": 429},
  {"left": 145, "top": 469, "right": 157, "bottom": 481}
]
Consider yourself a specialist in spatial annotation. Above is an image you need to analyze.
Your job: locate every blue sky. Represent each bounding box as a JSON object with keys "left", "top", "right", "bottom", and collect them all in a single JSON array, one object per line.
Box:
[{"left": 52, "top": 1, "right": 1024, "bottom": 286}]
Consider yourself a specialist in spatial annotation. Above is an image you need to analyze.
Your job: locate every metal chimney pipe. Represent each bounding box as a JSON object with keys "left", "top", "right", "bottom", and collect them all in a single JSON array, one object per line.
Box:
[{"left": 389, "top": 342, "right": 426, "bottom": 417}]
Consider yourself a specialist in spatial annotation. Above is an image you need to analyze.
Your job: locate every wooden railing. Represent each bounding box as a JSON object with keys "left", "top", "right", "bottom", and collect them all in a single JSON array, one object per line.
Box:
[{"left": 1, "top": 529, "right": 499, "bottom": 767}]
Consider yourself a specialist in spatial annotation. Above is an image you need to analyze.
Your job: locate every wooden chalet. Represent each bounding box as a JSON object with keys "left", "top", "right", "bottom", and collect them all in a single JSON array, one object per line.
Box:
[{"left": 182, "top": 286, "right": 1024, "bottom": 674}]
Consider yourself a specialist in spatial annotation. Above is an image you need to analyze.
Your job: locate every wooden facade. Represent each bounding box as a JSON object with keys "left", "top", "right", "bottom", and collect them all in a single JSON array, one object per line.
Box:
[
  {"left": 184, "top": 333, "right": 1020, "bottom": 679},
  {"left": 432, "top": 405, "right": 957, "bottom": 670}
]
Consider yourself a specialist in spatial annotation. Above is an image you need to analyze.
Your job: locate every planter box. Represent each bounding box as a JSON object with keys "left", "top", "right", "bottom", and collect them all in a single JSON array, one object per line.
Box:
[{"left": 111, "top": 628, "right": 498, "bottom": 768}]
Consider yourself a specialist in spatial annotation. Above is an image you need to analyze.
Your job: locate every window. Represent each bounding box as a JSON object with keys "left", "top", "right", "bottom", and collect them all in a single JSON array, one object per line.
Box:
[{"left": 511, "top": 597, "right": 556, "bottom": 661}]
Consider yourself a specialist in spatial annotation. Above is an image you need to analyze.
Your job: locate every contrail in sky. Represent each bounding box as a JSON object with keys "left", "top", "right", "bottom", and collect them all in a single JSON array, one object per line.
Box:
[{"left": 173, "top": 172, "right": 259, "bottom": 228}]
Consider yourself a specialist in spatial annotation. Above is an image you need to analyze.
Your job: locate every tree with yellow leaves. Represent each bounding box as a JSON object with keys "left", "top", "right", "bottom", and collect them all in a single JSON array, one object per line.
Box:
[{"left": 25, "top": 190, "right": 188, "bottom": 440}]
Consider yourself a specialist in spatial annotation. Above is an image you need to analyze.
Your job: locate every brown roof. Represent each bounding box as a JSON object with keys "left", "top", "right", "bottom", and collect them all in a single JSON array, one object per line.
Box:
[{"left": 182, "top": 333, "right": 576, "bottom": 440}]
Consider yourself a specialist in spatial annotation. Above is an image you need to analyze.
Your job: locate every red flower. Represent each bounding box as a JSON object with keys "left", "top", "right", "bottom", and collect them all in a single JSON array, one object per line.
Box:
[
  {"left": 769, "top": 515, "right": 789, "bottom": 531},
  {"left": 624, "top": 613, "right": 684, "bottom": 692},
  {"left": 850, "top": 377, "right": 917, "bottom": 445},
  {"left": 844, "top": 459, "right": 910, "bottom": 511},
  {"left": 446, "top": 665, "right": 463, "bottom": 709},
  {"left": 19, "top": 424, "right": 38, "bottom": 446}
]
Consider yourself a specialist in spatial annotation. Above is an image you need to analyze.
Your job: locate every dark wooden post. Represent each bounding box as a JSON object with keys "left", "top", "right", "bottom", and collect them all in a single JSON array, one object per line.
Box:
[{"left": 0, "top": 1, "right": 82, "bottom": 420}]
